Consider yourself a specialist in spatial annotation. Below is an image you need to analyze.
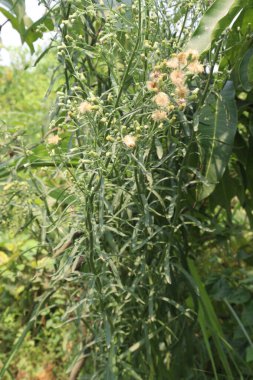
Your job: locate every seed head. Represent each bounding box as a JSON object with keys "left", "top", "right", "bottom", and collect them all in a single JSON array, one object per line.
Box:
[
  {"left": 151, "top": 110, "right": 167, "bottom": 121},
  {"left": 187, "top": 61, "right": 204, "bottom": 74},
  {"left": 150, "top": 71, "right": 164, "bottom": 81},
  {"left": 153, "top": 92, "right": 170, "bottom": 107},
  {"left": 170, "top": 70, "right": 185, "bottom": 87},
  {"left": 79, "top": 101, "right": 93, "bottom": 113},
  {"left": 146, "top": 81, "right": 159, "bottom": 92},
  {"left": 186, "top": 49, "right": 199, "bottom": 61},
  {"left": 175, "top": 86, "right": 189, "bottom": 99},
  {"left": 123, "top": 135, "right": 137, "bottom": 148},
  {"left": 47, "top": 135, "right": 61, "bottom": 145},
  {"left": 166, "top": 57, "right": 179, "bottom": 69},
  {"left": 177, "top": 52, "right": 187, "bottom": 66}
]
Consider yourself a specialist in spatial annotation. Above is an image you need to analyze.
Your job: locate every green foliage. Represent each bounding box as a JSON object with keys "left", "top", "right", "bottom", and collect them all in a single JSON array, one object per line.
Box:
[
  {"left": 0, "top": 50, "right": 59, "bottom": 230},
  {"left": 1, "top": 0, "right": 253, "bottom": 379},
  {"left": 0, "top": 0, "right": 54, "bottom": 52},
  {"left": 0, "top": 52, "right": 71, "bottom": 379},
  {"left": 0, "top": 53, "right": 52, "bottom": 139},
  {"left": 196, "top": 81, "right": 237, "bottom": 200},
  {"left": 0, "top": 231, "right": 73, "bottom": 379},
  {"left": 187, "top": 0, "right": 252, "bottom": 53}
]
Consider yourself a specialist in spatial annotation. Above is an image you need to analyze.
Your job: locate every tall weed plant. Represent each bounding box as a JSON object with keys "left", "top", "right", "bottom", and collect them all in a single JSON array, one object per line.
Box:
[{"left": 44, "top": 0, "right": 234, "bottom": 378}]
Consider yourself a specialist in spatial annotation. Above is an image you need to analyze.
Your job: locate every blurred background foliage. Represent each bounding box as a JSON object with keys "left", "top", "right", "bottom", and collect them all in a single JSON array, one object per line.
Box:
[{"left": 0, "top": 50, "right": 73, "bottom": 378}]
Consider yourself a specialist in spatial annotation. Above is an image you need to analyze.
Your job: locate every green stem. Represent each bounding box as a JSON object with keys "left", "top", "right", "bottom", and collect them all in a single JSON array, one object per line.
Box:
[
  {"left": 0, "top": 160, "right": 80, "bottom": 179},
  {"left": 106, "top": 0, "right": 142, "bottom": 133},
  {"left": 199, "top": 38, "right": 223, "bottom": 108},
  {"left": 177, "top": 8, "right": 188, "bottom": 45}
]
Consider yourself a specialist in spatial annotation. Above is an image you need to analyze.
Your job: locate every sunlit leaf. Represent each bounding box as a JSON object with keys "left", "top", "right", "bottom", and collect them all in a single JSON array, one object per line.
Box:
[{"left": 187, "top": 0, "right": 249, "bottom": 53}]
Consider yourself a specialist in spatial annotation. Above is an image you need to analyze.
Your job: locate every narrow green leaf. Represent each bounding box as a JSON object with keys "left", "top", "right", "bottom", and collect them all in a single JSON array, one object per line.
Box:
[
  {"left": 105, "top": 317, "right": 111, "bottom": 348},
  {"left": 155, "top": 138, "right": 163, "bottom": 160},
  {"left": 198, "top": 304, "right": 219, "bottom": 380},
  {"left": 33, "top": 44, "right": 53, "bottom": 67},
  {"left": 121, "top": 363, "right": 143, "bottom": 380},
  {"left": 225, "top": 299, "right": 253, "bottom": 348},
  {"left": 188, "top": 259, "right": 234, "bottom": 379}
]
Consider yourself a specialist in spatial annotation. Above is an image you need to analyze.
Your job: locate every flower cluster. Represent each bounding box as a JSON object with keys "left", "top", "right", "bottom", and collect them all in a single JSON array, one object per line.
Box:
[
  {"left": 167, "top": 49, "right": 203, "bottom": 105},
  {"left": 66, "top": 50, "right": 204, "bottom": 151},
  {"left": 47, "top": 134, "right": 61, "bottom": 145},
  {"left": 79, "top": 101, "right": 93, "bottom": 114},
  {"left": 147, "top": 49, "right": 204, "bottom": 110},
  {"left": 119, "top": 50, "right": 204, "bottom": 149}
]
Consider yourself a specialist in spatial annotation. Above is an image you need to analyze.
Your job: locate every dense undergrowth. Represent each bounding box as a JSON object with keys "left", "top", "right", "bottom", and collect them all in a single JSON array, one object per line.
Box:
[{"left": 1, "top": 0, "right": 253, "bottom": 379}]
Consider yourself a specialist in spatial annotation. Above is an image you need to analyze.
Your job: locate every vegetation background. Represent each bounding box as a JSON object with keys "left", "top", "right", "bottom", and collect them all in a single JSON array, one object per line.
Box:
[{"left": 0, "top": 0, "right": 253, "bottom": 379}]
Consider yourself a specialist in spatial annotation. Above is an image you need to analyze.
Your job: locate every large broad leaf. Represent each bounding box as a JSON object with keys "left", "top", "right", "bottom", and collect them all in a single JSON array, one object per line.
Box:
[
  {"left": 0, "top": 0, "right": 54, "bottom": 53},
  {"left": 22, "top": 12, "right": 54, "bottom": 52},
  {"left": 0, "top": 0, "right": 25, "bottom": 13},
  {"left": 0, "top": 6, "right": 25, "bottom": 34},
  {"left": 246, "top": 138, "right": 253, "bottom": 199},
  {"left": 239, "top": 47, "right": 253, "bottom": 92},
  {"left": 187, "top": 0, "right": 250, "bottom": 53},
  {"left": 196, "top": 81, "right": 237, "bottom": 200},
  {"left": 219, "top": 6, "right": 253, "bottom": 74},
  {"left": 0, "top": 0, "right": 26, "bottom": 28},
  {"left": 0, "top": 0, "right": 14, "bottom": 9},
  {"left": 209, "top": 169, "right": 236, "bottom": 221}
]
